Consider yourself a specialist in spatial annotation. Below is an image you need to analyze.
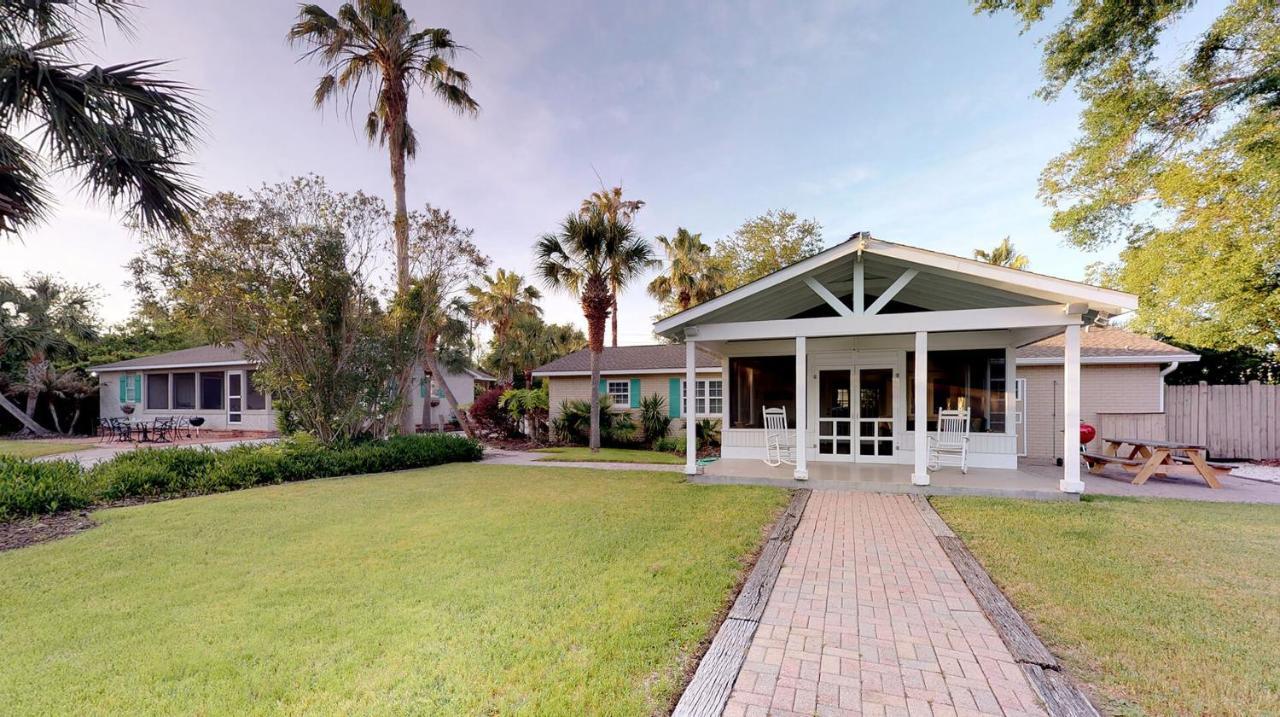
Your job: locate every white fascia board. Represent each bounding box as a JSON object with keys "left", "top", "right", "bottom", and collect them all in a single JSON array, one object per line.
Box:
[
  {"left": 532, "top": 367, "right": 722, "bottom": 377},
  {"left": 869, "top": 240, "right": 1138, "bottom": 314},
  {"left": 690, "top": 305, "right": 1079, "bottom": 342},
  {"left": 1017, "top": 354, "right": 1201, "bottom": 366},
  {"left": 91, "top": 359, "right": 255, "bottom": 372}
]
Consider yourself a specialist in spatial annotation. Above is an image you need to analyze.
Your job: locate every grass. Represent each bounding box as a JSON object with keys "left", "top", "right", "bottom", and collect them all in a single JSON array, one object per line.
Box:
[
  {"left": 0, "top": 463, "right": 787, "bottom": 715},
  {"left": 534, "top": 446, "right": 685, "bottom": 464},
  {"left": 932, "top": 495, "right": 1280, "bottom": 716},
  {"left": 0, "top": 438, "right": 86, "bottom": 459}
]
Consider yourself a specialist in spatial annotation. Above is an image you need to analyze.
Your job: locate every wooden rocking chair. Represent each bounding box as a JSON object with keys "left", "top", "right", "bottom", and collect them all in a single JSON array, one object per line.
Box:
[
  {"left": 928, "top": 408, "right": 971, "bottom": 474},
  {"left": 762, "top": 407, "right": 795, "bottom": 467}
]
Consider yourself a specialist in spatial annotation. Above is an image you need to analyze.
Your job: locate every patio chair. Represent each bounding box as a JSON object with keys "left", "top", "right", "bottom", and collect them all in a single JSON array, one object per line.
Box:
[
  {"left": 152, "top": 417, "right": 175, "bottom": 443},
  {"left": 97, "top": 418, "right": 116, "bottom": 443},
  {"left": 112, "top": 417, "right": 133, "bottom": 443},
  {"left": 928, "top": 408, "right": 970, "bottom": 474},
  {"left": 762, "top": 407, "right": 795, "bottom": 467}
]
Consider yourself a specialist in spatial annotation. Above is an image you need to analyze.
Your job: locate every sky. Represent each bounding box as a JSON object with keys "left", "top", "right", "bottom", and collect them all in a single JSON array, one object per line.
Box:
[{"left": 5, "top": 0, "right": 1154, "bottom": 344}]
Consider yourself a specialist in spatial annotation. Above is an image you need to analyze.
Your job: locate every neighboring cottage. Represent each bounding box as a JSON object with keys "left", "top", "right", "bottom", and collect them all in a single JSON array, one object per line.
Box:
[
  {"left": 533, "top": 327, "right": 1196, "bottom": 465},
  {"left": 90, "top": 343, "right": 495, "bottom": 433}
]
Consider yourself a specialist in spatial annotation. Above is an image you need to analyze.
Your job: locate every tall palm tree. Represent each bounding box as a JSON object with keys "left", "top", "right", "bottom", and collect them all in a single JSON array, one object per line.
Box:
[
  {"left": 535, "top": 210, "right": 654, "bottom": 451},
  {"left": 466, "top": 269, "right": 542, "bottom": 381},
  {"left": 1, "top": 276, "right": 97, "bottom": 433},
  {"left": 579, "top": 186, "right": 647, "bottom": 346},
  {"left": 974, "top": 236, "right": 1030, "bottom": 270},
  {"left": 0, "top": 0, "right": 202, "bottom": 234},
  {"left": 289, "top": 1, "right": 479, "bottom": 295},
  {"left": 289, "top": 0, "right": 479, "bottom": 433},
  {"left": 647, "top": 227, "right": 724, "bottom": 314}
]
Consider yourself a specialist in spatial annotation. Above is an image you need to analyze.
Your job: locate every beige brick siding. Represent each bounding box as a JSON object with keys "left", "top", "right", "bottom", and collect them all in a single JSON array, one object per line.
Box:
[
  {"left": 1020, "top": 364, "right": 1163, "bottom": 462},
  {"left": 546, "top": 374, "right": 711, "bottom": 437}
]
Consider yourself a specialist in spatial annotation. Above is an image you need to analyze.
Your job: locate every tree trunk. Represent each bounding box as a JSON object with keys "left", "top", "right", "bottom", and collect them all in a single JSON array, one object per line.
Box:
[
  {"left": 610, "top": 292, "right": 619, "bottom": 347},
  {"left": 420, "top": 372, "right": 433, "bottom": 433},
  {"left": 0, "top": 391, "right": 52, "bottom": 436},
  {"left": 588, "top": 347, "right": 601, "bottom": 451},
  {"left": 24, "top": 356, "right": 47, "bottom": 417},
  {"left": 389, "top": 96, "right": 417, "bottom": 436},
  {"left": 425, "top": 349, "right": 474, "bottom": 438}
]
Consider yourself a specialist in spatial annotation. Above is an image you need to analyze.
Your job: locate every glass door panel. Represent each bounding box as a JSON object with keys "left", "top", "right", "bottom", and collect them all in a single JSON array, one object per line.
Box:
[
  {"left": 817, "top": 370, "right": 852, "bottom": 457},
  {"left": 227, "top": 372, "right": 243, "bottom": 424},
  {"left": 856, "top": 368, "right": 894, "bottom": 459}
]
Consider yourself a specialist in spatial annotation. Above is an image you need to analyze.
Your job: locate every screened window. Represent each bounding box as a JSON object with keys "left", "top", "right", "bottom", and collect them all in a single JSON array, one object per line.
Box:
[
  {"left": 906, "top": 349, "right": 1006, "bottom": 433},
  {"left": 728, "top": 356, "right": 796, "bottom": 428},
  {"left": 145, "top": 374, "right": 169, "bottom": 410},
  {"left": 199, "top": 371, "right": 224, "bottom": 410},
  {"left": 606, "top": 380, "right": 630, "bottom": 407},
  {"left": 682, "top": 379, "right": 724, "bottom": 416},
  {"left": 246, "top": 370, "right": 267, "bottom": 410},
  {"left": 172, "top": 373, "right": 196, "bottom": 409}
]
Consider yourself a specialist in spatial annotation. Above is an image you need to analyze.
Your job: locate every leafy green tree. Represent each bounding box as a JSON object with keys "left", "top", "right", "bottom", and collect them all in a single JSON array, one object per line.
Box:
[
  {"left": 973, "top": 237, "right": 1030, "bottom": 269},
  {"left": 535, "top": 209, "right": 653, "bottom": 451},
  {"left": 648, "top": 227, "right": 725, "bottom": 315},
  {"left": 400, "top": 205, "right": 488, "bottom": 435},
  {"left": 0, "top": 276, "right": 98, "bottom": 434},
  {"left": 466, "top": 269, "right": 542, "bottom": 381},
  {"left": 976, "top": 0, "right": 1280, "bottom": 350},
  {"left": 483, "top": 315, "right": 585, "bottom": 388},
  {"left": 132, "top": 176, "right": 412, "bottom": 443},
  {"left": 0, "top": 0, "right": 201, "bottom": 233},
  {"left": 713, "top": 210, "right": 824, "bottom": 290},
  {"left": 580, "top": 185, "right": 648, "bottom": 346}
]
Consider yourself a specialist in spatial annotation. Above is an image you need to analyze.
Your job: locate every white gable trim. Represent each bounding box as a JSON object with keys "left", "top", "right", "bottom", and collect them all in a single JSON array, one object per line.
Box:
[{"left": 654, "top": 234, "right": 1137, "bottom": 335}]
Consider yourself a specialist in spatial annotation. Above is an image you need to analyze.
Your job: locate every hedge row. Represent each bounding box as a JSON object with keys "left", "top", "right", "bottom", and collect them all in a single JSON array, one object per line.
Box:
[{"left": 0, "top": 433, "right": 483, "bottom": 521}]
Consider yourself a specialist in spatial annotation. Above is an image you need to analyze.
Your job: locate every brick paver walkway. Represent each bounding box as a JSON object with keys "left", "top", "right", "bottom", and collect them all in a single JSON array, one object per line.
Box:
[{"left": 724, "top": 493, "right": 1047, "bottom": 717}]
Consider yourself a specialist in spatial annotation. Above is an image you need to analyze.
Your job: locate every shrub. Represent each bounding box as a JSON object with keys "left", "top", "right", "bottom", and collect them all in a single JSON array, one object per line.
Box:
[
  {"left": 551, "top": 397, "right": 619, "bottom": 446},
  {"left": 0, "top": 434, "right": 484, "bottom": 521},
  {"left": 469, "top": 386, "right": 516, "bottom": 439},
  {"left": 652, "top": 436, "right": 685, "bottom": 455},
  {"left": 639, "top": 393, "right": 671, "bottom": 442},
  {"left": 696, "top": 418, "right": 722, "bottom": 449},
  {"left": 605, "top": 413, "right": 638, "bottom": 445},
  {"left": 0, "top": 457, "right": 97, "bottom": 520}
]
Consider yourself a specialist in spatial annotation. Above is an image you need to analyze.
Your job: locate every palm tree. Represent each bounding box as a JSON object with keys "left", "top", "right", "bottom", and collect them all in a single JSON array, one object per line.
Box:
[
  {"left": 648, "top": 227, "right": 724, "bottom": 314},
  {"left": 580, "top": 186, "right": 647, "bottom": 346},
  {"left": 289, "top": 1, "right": 479, "bottom": 295},
  {"left": 466, "top": 269, "right": 542, "bottom": 381},
  {"left": 535, "top": 210, "right": 654, "bottom": 451},
  {"left": 289, "top": 0, "right": 479, "bottom": 433},
  {"left": 489, "top": 317, "right": 586, "bottom": 387},
  {"left": 0, "top": 0, "right": 202, "bottom": 233},
  {"left": 0, "top": 276, "right": 97, "bottom": 434},
  {"left": 974, "top": 237, "right": 1030, "bottom": 270}
]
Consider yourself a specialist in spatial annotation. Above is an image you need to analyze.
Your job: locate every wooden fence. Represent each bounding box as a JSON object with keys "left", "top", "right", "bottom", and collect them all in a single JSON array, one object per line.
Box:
[{"left": 1100, "top": 381, "right": 1280, "bottom": 460}]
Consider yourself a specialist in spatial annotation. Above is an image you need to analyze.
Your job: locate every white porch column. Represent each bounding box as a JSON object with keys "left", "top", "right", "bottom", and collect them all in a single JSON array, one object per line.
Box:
[
  {"left": 685, "top": 340, "right": 698, "bottom": 475},
  {"left": 1060, "top": 322, "right": 1084, "bottom": 493},
  {"left": 912, "top": 331, "right": 930, "bottom": 486},
  {"left": 794, "top": 336, "right": 808, "bottom": 480}
]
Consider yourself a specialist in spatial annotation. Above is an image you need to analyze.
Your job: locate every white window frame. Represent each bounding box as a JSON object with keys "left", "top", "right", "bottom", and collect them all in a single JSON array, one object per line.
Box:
[
  {"left": 682, "top": 378, "right": 724, "bottom": 417},
  {"left": 605, "top": 380, "right": 630, "bottom": 407}
]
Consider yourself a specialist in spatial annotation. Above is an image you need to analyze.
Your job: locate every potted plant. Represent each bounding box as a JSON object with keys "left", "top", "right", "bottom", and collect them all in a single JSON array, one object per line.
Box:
[{"left": 121, "top": 403, "right": 135, "bottom": 416}]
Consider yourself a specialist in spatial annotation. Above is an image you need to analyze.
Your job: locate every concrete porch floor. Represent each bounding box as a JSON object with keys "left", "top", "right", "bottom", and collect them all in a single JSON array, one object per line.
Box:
[{"left": 695, "top": 459, "right": 1073, "bottom": 500}]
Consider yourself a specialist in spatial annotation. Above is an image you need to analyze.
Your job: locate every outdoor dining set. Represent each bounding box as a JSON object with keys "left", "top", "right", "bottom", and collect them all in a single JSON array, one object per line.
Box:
[{"left": 96, "top": 416, "right": 205, "bottom": 444}]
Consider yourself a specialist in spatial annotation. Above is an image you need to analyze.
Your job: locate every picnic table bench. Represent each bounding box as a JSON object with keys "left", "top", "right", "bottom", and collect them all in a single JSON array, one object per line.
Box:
[{"left": 1081, "top": 437, "right": 1227, "bottom": 489}]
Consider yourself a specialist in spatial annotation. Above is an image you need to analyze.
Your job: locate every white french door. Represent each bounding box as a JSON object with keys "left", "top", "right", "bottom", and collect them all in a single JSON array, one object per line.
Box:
[{"left": 810, "top": 363, "right": 897, "bottom": 463}]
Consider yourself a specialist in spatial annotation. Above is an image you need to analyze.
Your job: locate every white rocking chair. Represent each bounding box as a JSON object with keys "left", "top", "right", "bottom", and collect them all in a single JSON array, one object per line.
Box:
[
  {"left": 928, "top": 408, "right": 971, "bottom": 474},
  {"left": 763, "top": 407, "right": 795, "bottom": 467}
]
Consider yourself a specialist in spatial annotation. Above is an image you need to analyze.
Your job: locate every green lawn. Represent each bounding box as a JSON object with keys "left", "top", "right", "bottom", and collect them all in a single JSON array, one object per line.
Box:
[
  {"left": 932, "top": 495, "right": 1280, "bottom": 716},
  {"left": 534, "top": 446, "right": 685, "bottom": 464},
  {"left": 0, "top": 464, "right": 786, "bottom": 715},
  {"left": 0, "top": 438, "right": 86, "bottom": 459}
]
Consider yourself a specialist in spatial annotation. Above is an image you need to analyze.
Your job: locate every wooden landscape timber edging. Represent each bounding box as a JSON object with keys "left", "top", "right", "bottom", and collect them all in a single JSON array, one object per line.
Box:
[
  {"left": 672, "top": 489, "right": 810, "bottom": 717},
  {"left": 909, "top": 495, "right": 1100, "bottom": 717}
]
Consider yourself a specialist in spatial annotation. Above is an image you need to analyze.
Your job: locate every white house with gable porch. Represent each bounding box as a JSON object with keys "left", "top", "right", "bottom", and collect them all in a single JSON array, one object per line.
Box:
[{"left": 652, "top": 233, "right": 1138, "bottom": 494}]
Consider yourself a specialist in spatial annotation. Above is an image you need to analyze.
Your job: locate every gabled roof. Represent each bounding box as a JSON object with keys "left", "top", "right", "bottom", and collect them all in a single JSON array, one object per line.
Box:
[
  {"left": 532, "top": 344, "right": 721, "bottom": 376},
  {"left": 1017, "top": 327, "right": 1198, "bottom": 365},
  {"left": 89, "top": 342, "right": 251, "bottom": 372},
  {"left": 653, "top": 234, "right": 1138, "bottom": 337},
  {"left": 463, "top": 367, "right": 497, "bottom": 382}
]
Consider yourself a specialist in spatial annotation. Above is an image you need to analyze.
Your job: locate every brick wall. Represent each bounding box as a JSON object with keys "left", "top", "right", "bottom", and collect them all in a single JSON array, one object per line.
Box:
[{"left": 1020, "top": 363, "right": 1162, "bottom": 462}]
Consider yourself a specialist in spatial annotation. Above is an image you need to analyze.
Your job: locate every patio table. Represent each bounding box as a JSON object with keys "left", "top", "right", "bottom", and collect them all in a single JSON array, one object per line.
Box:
[{"left": 1100, "top": 437, "right": 1222, "bottom": 488}]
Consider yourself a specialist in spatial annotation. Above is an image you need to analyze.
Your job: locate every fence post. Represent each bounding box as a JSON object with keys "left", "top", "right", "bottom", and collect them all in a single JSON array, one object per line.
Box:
[{"left": 1197, "top": 381, "right": 1209, "bottom": 451}]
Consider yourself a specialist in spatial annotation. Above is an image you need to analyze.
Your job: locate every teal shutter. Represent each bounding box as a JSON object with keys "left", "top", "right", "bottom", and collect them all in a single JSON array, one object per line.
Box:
[
  {"left": 119, "top": 375, "right": 127, "bottom": 402},
  {"left": 599, "top": 379, "right": 607, "bottom": 400},
  {"left": 133, "top": 375, "right": 142, "bottom": 403},
  {"left": 629, "top": 378, "right": 640, "bottom": 408},
  {"left": 419, "top": 378, "right": 427, "bottom": 398},
  {"left": 668, "top": 378, "right": 681, "bottom": 418}
]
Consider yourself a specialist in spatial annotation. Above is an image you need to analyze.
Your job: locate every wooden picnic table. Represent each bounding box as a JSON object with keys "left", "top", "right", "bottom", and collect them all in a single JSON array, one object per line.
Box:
[{"left": 1096, "top": 436, "right": 1223, "bottom": 489}]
